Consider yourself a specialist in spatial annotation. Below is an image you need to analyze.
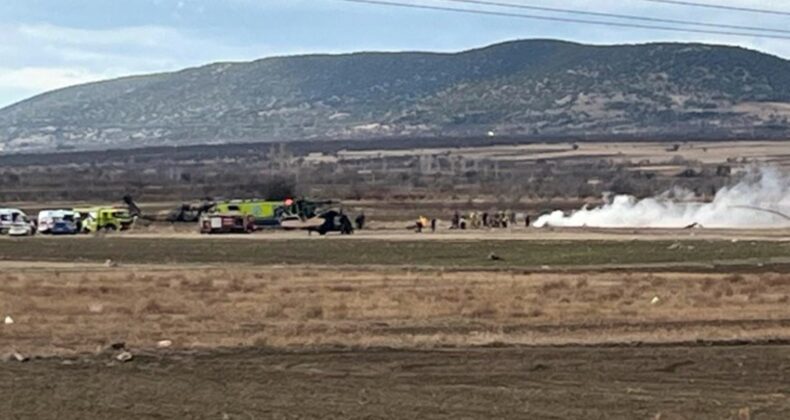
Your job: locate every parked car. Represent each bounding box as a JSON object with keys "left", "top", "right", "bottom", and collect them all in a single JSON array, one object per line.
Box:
[
  {"left": 38, "top": 209, "right": 81, "bottom": 234},
  {"left": 50, "top": 219, "right": 80, "bottom": 235},
  {"left": 0, "top": 208, "right": 33, "bottom": 235},
  {"left": 7, "top": 215, "right": 36, "bottom": 237}
]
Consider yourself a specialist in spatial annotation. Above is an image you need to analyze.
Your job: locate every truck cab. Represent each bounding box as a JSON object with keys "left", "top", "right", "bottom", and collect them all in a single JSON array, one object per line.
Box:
[
  {"left": 213, "top": 199, "right": 286, "bottom": 227},
  {"left": 77, "top": 207, "right": 134, "bottom": 233}
]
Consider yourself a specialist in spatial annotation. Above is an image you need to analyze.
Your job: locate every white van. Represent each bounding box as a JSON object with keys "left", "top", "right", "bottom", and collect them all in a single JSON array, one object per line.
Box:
[{"left": 0, "top": 208, "right": 35, "bottom": 236}]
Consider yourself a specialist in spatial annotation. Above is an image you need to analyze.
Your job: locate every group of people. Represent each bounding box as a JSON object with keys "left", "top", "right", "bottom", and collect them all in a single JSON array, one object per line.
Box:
[
  {"left": 413, "top": 215, "right": 437, "bottom": 233},
  {"left": 336, "top": 211, "right": 365, "bottom": 235},
  {"left": 450, "top": 210, "right": 530, "bottom": 230},
  {"left": 352, "top": 209, "right": 536, "bottom": 234},
  {"left": 410, "top": 210, "right": 532, "bottom": 233}
]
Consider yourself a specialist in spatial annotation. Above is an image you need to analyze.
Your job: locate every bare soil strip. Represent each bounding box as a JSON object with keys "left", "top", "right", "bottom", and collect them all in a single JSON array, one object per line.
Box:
[{"left": 2, "top": 345, "right": 789, "bottom": 419}]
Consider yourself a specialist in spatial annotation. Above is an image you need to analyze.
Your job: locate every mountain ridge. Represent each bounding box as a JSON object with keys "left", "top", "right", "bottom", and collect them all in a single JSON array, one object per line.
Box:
[{"left": 2, "top": 39, "right": 789, "bottom": 152}]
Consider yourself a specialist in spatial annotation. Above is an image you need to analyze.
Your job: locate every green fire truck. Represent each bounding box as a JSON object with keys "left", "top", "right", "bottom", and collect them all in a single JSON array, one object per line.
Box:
[
  {"left": 211, "top": 198, "right": 330, "bottom": 228},
  {"left": 75, "top": 207, "right": 135, "bottom": 233}
]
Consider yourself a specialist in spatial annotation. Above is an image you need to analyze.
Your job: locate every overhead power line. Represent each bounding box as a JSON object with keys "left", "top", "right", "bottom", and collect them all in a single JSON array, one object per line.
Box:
[
  {"left": 338, "top": 0, "right": 790, "bottom": 40},
  {"left": 443, "top": 0, "right": 790, "bottom": 34},
  {"left": 641, "top": 0, "right": 790, "bottom": 17}
]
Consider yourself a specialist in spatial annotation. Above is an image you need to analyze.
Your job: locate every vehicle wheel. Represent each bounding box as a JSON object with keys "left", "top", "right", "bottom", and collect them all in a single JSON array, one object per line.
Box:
[{"left": 104, "top": 225, "right": 117, "bottom": 232}]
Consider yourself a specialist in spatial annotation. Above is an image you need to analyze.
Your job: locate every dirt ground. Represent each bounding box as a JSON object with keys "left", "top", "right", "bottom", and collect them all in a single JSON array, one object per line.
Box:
[
  {"left": 3, "top": 345, "right": 790, "bottom": 420},
  {"left": 2, "top": 232, "right": 790, "bottom": 418}
]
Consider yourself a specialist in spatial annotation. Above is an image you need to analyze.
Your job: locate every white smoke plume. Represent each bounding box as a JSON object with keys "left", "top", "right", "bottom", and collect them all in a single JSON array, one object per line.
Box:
[{"left": 534, "top": 168, "right": 790, "bottom": 229}]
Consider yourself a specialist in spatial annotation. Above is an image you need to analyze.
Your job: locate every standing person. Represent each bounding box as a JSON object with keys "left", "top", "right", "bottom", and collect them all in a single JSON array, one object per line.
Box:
[
  {"left": 414, "top": 215, "right": 429, "bottom": 233},
  {"left": 419, "top": 216, "right": 430, "bottom": 232},
  {"left": 525, "top": 213, "right": 531, "bottom": 228},
  {"left": 339, "top": 213, "right": 354, "bottom": 235},
  {"left": 482, "top": 212, "right": 489, "bottom": 228},
  {"left": 451, "top": 211, "right": 460, "bottom": 229},
  {"left": 355, "top": 212, "right": 366, "bottom": 230},
  {"left": 431, "top": 218, "right": 437, "bottom": 233}
]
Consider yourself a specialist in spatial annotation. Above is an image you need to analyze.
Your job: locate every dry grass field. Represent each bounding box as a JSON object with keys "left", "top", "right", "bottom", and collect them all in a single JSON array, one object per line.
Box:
[
  {"left": 2, "top": 263, "right": 790, "bottom": 357},
  {"left": 2, "top": 237, "right": 790, "bottom": 419}
]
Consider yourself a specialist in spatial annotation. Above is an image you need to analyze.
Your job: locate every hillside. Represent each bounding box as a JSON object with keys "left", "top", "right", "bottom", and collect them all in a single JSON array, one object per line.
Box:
[{"left": 1, "top": 39, "right": 790, "bottom": 152}]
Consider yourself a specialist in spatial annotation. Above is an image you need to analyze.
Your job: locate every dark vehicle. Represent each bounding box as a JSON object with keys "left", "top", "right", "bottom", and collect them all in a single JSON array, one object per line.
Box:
[
  {"left": 124, "top": 195, "right": 215, "bottom": 223},
  {"left": 305, "top": 210, "right": 353, "bottom": 235}
]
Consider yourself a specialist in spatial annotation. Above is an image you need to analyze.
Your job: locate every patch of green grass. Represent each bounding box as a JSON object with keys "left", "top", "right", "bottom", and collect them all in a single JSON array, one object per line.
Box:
[{"left": 2, "top": 237, "right": 790, "bottom": 270}]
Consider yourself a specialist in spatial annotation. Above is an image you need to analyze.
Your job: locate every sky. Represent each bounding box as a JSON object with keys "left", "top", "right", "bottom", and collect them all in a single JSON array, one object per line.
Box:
[{"left": 0, "top": 0, "right": 789, "bottom": 108}]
